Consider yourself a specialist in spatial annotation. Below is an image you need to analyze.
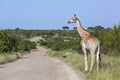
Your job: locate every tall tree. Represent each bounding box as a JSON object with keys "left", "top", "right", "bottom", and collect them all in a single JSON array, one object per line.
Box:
[
  {"left": 95, "top": 25, "right": 105, "bottom": 31},
  {"left": 62, "top": 26, "right": 69, "bottom": 30},
  {"left": 73, "top": 27, "right": 77, "bottom": 30}
]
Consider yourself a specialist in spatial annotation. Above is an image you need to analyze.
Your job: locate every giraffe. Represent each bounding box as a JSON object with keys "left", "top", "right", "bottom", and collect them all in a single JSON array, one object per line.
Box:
[{"left": 68, "top": 15, "right": 100, "bottom": 71}]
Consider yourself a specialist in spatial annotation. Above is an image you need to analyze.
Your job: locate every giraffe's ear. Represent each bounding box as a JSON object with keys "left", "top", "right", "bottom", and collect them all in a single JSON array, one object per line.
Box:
[{"left": 74, "top": 14, "right": 76, "bottom": 17}]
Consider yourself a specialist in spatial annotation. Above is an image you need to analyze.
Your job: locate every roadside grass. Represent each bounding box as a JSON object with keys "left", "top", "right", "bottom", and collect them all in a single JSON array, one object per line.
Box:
[
  {"left": 0, "top": 54, "right": 17, "bottom": 64},
  {"left": 85, "top": 55, "right": 120, "bottom": 80},
  {"left": 0, "top": 52, "right": 27, "bottom": 64},
  {"left": 48, "top": 50, "right": 120, "bottom": 80}
]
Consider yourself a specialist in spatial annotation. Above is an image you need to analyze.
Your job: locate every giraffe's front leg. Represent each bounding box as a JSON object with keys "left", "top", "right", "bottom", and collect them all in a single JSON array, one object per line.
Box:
[
  {"left": 90, "top": 52, "right": 95, "bottom": 71},
  {"left": 84, "top": 51, "right": 88, "bottom": 71},
  {"left": 81, "top": 42, "right": 88, "bottom": 71}
]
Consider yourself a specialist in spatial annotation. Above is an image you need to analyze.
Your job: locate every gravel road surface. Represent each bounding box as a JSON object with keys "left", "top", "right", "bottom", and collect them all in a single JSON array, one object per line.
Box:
[{"left": 0, "top": 47, "right": 86, "bottom": 80}]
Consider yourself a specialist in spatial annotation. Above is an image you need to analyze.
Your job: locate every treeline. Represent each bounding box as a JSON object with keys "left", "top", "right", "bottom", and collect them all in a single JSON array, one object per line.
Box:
[
  {"left": 2, "top": 25, "right": 120, "bottom": 56},
  {"left": 0, "top": 30, "right": 36, "bottom": 53}
]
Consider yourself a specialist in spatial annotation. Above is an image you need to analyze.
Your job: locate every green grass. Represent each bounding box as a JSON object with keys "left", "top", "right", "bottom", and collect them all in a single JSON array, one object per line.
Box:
[
  {"left": 84, "top": 55, "right": 120, "bottom": 80},
  {"left": 48, "top": 50, "right": 120, "bottom": 80},
  {"left": 0, "top": 52, "right": 26, "bottom": 64},
  {"left": 0, "top": 54, "right": 17, "bottom": 64}
]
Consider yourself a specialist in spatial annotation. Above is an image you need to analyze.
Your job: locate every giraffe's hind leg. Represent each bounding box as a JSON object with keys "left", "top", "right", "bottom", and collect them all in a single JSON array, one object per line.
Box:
[{"left": 96, "top": 45, "right": 100, "bottom": 71}]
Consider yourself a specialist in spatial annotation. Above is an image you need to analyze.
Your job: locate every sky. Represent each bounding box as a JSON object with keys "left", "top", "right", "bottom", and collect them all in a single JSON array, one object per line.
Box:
[{"left": 0, "top": 0, "right": 120, "bottom": 30}]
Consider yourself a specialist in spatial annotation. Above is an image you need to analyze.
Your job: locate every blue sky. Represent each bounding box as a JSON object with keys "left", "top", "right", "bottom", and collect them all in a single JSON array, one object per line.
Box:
[{"left": 0, "top": 0, "right": 120, "bottom": 29}]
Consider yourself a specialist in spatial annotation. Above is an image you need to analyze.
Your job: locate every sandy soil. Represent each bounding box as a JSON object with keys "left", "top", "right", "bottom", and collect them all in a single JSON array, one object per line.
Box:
[{"left": 0, "top": 37, "right": 86, "bottom": 80}]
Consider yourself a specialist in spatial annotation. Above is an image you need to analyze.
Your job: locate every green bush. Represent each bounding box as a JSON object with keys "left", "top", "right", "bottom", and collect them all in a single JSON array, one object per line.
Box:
[
  {"left": 0, "top": 30, "right": 36, "bottom": 53},
  {"left": 39, "top": 32, "right": 82, "bottom": 52},
  {"left": 100, "top": 26, "right": 120, "bottom": 55},
  {"left": 18, "top": 39, "right": 36, "bottom": 52}
]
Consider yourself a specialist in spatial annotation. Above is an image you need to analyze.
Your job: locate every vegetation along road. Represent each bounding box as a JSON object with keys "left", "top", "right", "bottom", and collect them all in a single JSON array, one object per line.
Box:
[{"left": 0, "top": 37, "right": 86, "bottom": 80}]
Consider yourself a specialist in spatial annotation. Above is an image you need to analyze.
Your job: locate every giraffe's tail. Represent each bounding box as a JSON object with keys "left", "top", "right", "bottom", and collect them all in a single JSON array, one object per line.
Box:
[{"left": 99, "top": 54, "right": 101, "bottom": 61}]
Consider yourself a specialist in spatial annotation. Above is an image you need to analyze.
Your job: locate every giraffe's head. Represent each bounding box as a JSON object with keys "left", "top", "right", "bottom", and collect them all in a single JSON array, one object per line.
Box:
[{"left": 68, "top": 14, "right": 78, "bottom": 24}]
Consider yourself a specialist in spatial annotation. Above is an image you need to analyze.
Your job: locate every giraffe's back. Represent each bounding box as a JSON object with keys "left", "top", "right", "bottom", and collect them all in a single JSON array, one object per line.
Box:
[{"left": 81, "top": 34, "right": 100, "bottom": 50}]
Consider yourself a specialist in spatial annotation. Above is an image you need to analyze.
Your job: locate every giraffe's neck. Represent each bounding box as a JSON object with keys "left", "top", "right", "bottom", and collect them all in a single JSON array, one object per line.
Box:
[{"left": 76, "top": 19, "right": 89, "bottom": 38}]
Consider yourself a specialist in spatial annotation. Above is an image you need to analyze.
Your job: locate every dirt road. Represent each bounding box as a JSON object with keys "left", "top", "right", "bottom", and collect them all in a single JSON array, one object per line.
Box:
[{"left": 0, "top": 46, "right": 86, "bottom": 80}]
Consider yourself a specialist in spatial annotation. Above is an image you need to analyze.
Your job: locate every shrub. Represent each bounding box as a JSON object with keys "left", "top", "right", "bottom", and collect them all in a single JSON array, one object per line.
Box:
[
  {"left": 0, "top": 30, "right": 36, "bottom": 53},
  {"left": 100, "top": 26, "right": 120, "bottom": 56}
]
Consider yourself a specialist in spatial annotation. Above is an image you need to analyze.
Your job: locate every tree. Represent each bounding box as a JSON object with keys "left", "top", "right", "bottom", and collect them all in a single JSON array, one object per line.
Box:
[
  {"left": 87, "top": 26, "right": 95, "bottom": 32},
  {"left": 62, "top": 26, "right": 69, "bottom": 30},
  {"left": 73, "top": 27, "right": 77, "bottom": 30},
  {"left": 15, "top": 28, "right": 20, "bottom": 31},
  {"left": 105, "top": 27, "right": 112, "bottom": 31},
  {"left": 95, "top": 25, "right": 105, "bottom": 31}
]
